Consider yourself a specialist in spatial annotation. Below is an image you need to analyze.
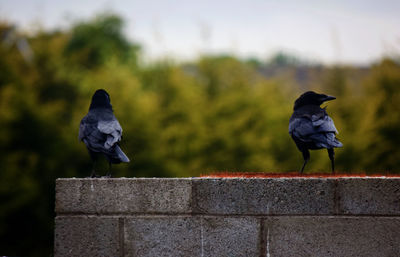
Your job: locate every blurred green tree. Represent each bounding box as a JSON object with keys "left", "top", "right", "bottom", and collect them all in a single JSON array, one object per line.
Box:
[
  {"left": 64, "top": 13, "right": 140, "bottom": 69},
  {"left": 362, "top": 59, "right": 400, "bottom": 172}
]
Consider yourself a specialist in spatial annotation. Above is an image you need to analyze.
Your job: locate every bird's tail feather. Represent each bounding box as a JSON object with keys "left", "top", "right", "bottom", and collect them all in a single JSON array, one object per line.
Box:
[
  {"left": 109, "top": 145, "right": 130, "bottom": 163},
  {"left": 117, "top": 145, "right": 130, "bottom": 162},
  {"left": 327, "top": 133, "right": 343, "bottom": 148},
  {"left": 310, "top": 133, "right": 343, "bottom": 148}
]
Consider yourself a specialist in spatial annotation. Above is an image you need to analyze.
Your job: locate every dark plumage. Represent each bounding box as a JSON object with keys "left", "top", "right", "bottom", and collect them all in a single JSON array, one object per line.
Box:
[
  {"left": 289, "top": 91, "right": 343, "bottom": 174},
  {"left": 79, "top": 89, "right": 130, "bottom": 177}
]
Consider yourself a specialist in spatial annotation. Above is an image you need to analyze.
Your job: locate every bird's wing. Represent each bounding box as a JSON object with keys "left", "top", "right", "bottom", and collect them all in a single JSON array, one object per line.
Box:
[
  {"left": 289, "top": 106, "right": 338, "bottom": 135},
  {"left": 289, "top": 117, "right": 315, "bottom": 138},
  {"left": 290, "top": 110, "right": 342, "bottom": 148},
  {"left": 78, "top": 119, "right": 86, "bottom": 141},
  {"left": 79, "top": 115, "right": 94, "bottom": 140},
  {"left": 291, "top": 115, "right": 338, "bottom": 136},
  {"left": 315, "top": 115, "right": 339, "bottom": 134},
  {"left": 79, "top": 114, "right": 107, "bottom": 152},
  {"left": 97, "top": 119, "right": 123, "bottom": 149}
]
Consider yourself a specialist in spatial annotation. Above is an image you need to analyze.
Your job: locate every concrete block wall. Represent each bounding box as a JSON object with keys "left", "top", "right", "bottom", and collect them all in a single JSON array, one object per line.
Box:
[{"left": 54, "top": 178, "right": 400, "bottom": 257}]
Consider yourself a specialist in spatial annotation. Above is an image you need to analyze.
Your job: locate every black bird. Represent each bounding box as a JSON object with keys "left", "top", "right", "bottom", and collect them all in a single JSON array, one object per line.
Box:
[
  {"left": 79, "top": 89, "right": 130, "bottom": 177},
  {"left": 289, "top": 91, "right": 343, "bottom": 174}
]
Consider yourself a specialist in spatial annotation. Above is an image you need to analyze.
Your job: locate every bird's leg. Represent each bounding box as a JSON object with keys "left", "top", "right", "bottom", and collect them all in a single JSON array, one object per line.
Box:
[
  {"left": 328, "top": 148, "right": 335, "bottom": 174},
  {"left": 300, "top": 150, "right": 310, "bottom": 174},
  {"left": 90, "top": 159, "right": 97, "bottom": 178},
  {"left": 105, "top": 162, "right": 112, "bottom": 178}
]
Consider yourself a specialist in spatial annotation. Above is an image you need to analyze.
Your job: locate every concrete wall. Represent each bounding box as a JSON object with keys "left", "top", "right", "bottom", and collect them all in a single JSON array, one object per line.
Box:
[{"left": 54, "top": 178, "right": 400, "bottom": 257}]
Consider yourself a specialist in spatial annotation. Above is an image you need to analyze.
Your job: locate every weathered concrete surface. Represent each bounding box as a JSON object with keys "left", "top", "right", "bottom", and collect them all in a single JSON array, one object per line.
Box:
[
  {"left": 201, "top": 217, "right": 260, "bottom": 257},
  {"left": 55, "top": 177, "right": 400, "bottom": 257},
  {"left": 56, "top": 178, "right": 192, "bottom": 214},
  {"left": 56, "top": 178, "right": 400, "bottom": 216},
  {"left": 264, "top": 216, "right": 400, "bottom": 257},
  {"left": 54, "top": 216, "right": 121, "bottom": 257},
  {"left": 192, "top": 178, "right": 335, "bottom": 215},
  {"left": 338, "top": 178, "right": 400, "bottom": 215},
  {"left": 124, "top": 216, "right": 202, "bottom": 257}
]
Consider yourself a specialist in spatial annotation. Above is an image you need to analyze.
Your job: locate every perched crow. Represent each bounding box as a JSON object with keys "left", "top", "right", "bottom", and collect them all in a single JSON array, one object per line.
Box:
[
  {"left": 79, "top": 89, "right": 130, "bottom": 177},
  {"left": 289, "top": 91, "right": 343, "bottom": 174}
]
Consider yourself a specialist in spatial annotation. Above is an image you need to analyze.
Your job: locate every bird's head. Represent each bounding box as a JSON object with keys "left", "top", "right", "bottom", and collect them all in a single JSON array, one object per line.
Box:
[
  {"left": 89, "top": 89, "right": 112, "bottom": 110},
  {"left": 293, "top": 91, "right": 336, "bottom": 110}
]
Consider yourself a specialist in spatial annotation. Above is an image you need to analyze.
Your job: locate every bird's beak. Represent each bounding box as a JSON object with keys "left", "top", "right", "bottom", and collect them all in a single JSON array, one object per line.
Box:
[{"left": 323, "top": 95, "right": 336, "bottom": 102}]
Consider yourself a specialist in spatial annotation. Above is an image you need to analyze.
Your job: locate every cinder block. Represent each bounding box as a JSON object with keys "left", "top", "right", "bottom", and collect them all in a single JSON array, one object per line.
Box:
[
  {"left": 202, "top": 217, "right": 260, "bottom": 257},
  {"left": 124, "top": 216, "right": 261, "bottom": 257},
  {"left": 54, "top": 216, "right": 121, "bottom": 257},
  {"left": 338, "top": 178, "right": 400, "bottom": 215},
  {"left": 124, "top": 216, "right": 202, "bottom": 257},
  {"left": 263, "top": 216, "right": 400, "bottom": 257},
  {"left": 55, "top": 178, "right": 192, "bottom": 214},
  {"left": 192, "top": 178, "right": 335, "bottom": 215}
]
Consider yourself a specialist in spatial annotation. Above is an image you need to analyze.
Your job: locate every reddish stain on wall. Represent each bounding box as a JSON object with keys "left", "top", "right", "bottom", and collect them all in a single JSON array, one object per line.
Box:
[{"left": 200, "top": 171, "right": 400, "bottom": 178}]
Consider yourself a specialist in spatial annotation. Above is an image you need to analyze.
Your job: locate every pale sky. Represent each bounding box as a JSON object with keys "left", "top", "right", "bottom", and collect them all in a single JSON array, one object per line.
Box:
[{"left": 1, "top": 0, "right": 400, "bottom": 64}]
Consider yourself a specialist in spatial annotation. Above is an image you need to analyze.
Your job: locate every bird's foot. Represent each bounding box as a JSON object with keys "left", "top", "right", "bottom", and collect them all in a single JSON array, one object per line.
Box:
[
  {"left": 88, "top": 170, "right": 101, "bottom": 178},
  {"left": 87, "top": 174, "right": 101, "bottom": 178}
]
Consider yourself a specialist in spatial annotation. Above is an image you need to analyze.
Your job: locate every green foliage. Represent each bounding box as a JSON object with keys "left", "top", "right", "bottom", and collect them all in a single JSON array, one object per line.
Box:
[
  {"left": 361, "top": 59, "right": 400, "bottom": 171},
  {"left": 268, "top": 51, "right": 301, "bottom": 66},
  {"left": 64, "top": 13, "right": 139, "bottom": 69},
  {"left": 1, "top": 14, "right": 400, "bottom": 256}
]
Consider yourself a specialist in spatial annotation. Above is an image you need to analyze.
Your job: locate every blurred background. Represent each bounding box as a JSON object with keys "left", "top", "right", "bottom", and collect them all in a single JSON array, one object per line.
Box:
[{"left": 0, "top": 0, "right": 400, "bottom": 255}]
